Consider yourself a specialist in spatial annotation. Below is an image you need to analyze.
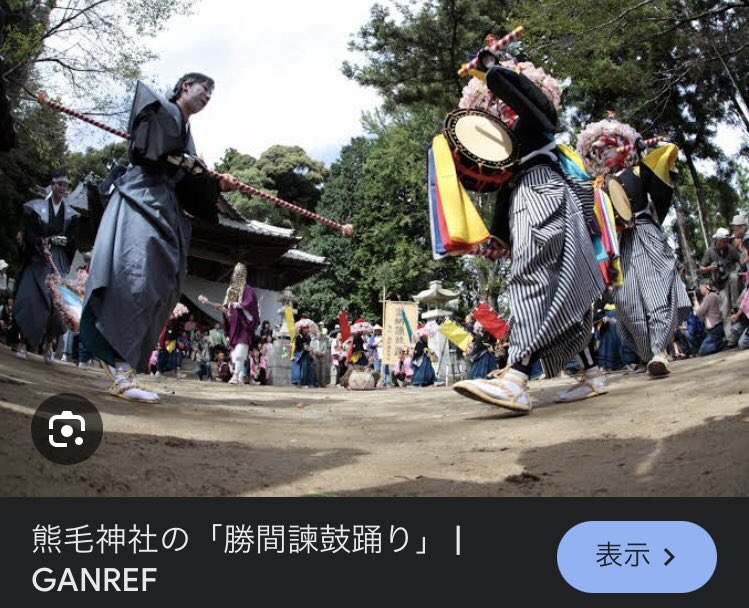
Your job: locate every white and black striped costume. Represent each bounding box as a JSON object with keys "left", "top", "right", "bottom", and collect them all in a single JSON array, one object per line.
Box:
[
  {"left": 615, "top": 218, "right": 691, "bottom": 361},
  {"left": 506, "top": 162, "right": 604, "bottom": 376}
]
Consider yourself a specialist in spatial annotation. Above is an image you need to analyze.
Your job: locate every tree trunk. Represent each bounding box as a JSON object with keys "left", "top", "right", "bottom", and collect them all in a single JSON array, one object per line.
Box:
[
  {"left": 730, "top": 94, "right": 749, "bottom": 134},
  {"left": 673, "top": 196, "right": 699, "bottom": 287},
  {"left": 682, "top": 144, "right": 712, "bottom": 246}
]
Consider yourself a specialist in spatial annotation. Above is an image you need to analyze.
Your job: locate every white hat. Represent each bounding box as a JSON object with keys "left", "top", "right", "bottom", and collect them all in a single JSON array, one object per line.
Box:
[
  {"left": 731, "top": 215, "right": 747, "bottom": 227},
  {"left": 372, "top": 324, "right": 383, "bottom": 331},
  {"left": 0, "top": 259, "right": 8, "bottom": 272},
  {"left": 712, "top": 227, "right": 730, "bottom": 239}
]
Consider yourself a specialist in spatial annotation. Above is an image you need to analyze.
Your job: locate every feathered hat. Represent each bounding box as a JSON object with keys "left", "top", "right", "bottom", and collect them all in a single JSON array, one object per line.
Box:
[
  {"left": 172, "top": 302, "right": 189, "bottom": 319},
  {"left": 576, "top": 117, "right": 642, "bottom": 177},
  {"left": 415, "top": 322, "right": 432, "bottom": 339},
  {"left": 294, "top": 317, "right": 318, "bottom": 332},
  {"left": 350, "top": 318, "right": 373, "bottom": 334}
]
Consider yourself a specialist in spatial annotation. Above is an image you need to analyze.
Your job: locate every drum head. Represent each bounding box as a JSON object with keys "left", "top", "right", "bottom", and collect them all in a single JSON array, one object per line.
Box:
[
  {"left": 444, "top": 109, "right": 518, "bottom": 169},
  {"left": 607, "top": 178, "right": 633, "bottom": 223}
]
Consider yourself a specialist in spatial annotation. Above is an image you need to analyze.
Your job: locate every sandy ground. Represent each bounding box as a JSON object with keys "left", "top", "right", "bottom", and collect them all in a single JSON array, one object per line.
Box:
[{"left": 0, "top": 345, "right": 747, "bottom": 497}]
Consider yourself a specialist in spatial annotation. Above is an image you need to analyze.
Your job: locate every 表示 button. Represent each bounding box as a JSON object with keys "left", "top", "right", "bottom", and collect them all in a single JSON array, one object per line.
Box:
[{"left": 557, "top": 521, "right": 717, "bottom": 594}]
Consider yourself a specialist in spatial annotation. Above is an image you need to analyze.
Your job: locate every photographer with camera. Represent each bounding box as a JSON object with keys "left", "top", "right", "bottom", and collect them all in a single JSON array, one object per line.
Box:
[
  {"left": 692, "top": 280, "right": 726, "bottom": 356},
  {"left": 13, "top": 169, "right": 78, "bottom": 364},
  {"left": 700, "top": 228, "right": 742, "bottom": 347}
]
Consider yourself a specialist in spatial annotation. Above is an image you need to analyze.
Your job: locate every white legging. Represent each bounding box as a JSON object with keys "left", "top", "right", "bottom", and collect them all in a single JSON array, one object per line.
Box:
[{"left": 231, "top": 343, "right": 250, "bottom": 373}]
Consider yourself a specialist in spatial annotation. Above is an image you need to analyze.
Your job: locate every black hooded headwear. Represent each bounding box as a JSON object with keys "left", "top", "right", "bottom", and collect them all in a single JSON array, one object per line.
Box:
[{"left": 485, "top": 66, "right": 558, "bottom": 159}]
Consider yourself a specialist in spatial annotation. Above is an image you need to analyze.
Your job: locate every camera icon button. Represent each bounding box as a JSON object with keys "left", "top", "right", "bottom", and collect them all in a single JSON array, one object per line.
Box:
[{"left": 32, "top": 394, "right": 102, "bottom": 465}]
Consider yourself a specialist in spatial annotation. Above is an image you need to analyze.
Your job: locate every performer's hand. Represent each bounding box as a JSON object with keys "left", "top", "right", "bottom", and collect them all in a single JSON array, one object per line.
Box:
[
  {"left": 477, "top": 237, "right": 510, "bottom": 261},
  {"left": 218, "top": 173, "right": 239, "bottom": 191}
]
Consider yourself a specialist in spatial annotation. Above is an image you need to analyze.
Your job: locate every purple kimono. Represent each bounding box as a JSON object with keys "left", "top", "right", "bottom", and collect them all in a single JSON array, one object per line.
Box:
[{"left": 224, "top": 285, "right": 259, "bottom": 348}]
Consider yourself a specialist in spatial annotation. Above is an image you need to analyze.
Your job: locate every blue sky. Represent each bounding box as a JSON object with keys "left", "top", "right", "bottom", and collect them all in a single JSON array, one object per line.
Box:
[{"left": 142, "top": 0, "right": 383, "bottom": 166}]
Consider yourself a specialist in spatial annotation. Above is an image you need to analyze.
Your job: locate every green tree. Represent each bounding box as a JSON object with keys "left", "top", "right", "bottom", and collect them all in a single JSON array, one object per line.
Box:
[
  {"left": 65, "top": 140, "right": 128, "bottom": 185},
  {"left": 345, "top": 0, "right": 748, "bottom": 297},
  {"left": 255, "top": 145, "right": 327, "bottom": 232},
  {"left": 297, "top": 108, "right": 465, "bottom": 324},
  {"left": 214, "top": 147, "right": 268, "bottom": 220},
  {"left": 0, "top": 101, "right": 67, "bottom": 271},
  {"left": 215, "top": 144, "right": 327, "bottom": 234},
  {"left": 294, "top": 137, "right": 372, "bottom": 324},
  {"left": 509, "top": 0, "right": 748, "bottom": 240},
  {"left": 2, "top": 0, "right": 196, "bottom": 114},
  {"left": 344, "top": 0, "right": 506, "bottom": 113}
]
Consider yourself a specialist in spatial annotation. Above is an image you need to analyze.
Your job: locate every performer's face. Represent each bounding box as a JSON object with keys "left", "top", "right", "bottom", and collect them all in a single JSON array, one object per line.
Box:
[
  {"left": 179, "top": 81, "right": 213, "bottom": 117},
  {"left": 51, "top": 177, "right": 68, "bottom": 201}
]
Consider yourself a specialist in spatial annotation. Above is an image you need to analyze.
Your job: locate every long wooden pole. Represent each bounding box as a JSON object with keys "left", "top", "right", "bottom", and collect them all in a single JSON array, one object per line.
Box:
[{"left": 36, "top": 93, "right": 353, "bottom": 236}]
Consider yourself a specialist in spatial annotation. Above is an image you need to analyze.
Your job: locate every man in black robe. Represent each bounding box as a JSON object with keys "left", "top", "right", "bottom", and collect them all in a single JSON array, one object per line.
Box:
[
  {"left": 80, "top": 73, "right": 238, "bottom": 403},
  {"left": 14, "top": 170, "right": 78, "bottom": 362}
]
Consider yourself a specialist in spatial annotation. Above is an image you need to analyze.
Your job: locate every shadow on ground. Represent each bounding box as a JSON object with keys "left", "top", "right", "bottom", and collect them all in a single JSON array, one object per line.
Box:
[
  {"left": 0, "top": 408, "right": 365, "bottom": 497},
  {"left": 336, "top": 407, "right": 749, "bottom": 497}
]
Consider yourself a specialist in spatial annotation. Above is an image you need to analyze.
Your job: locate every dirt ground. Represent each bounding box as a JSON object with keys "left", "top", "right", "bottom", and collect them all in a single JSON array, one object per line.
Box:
[{"left": 0, "top": 345, "right": 747, "bottom": 497}]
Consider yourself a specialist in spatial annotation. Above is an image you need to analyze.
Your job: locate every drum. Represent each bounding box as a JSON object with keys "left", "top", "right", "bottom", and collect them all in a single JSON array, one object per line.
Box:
[
  {"left": 443, "top": 109, "right": 518, "bottom": 192},
  {"left": 606, "top": 177, "right": 634, "bottom": 230},
  {"left": 347, "top": 368, "right": 376, "bottom": 391}
]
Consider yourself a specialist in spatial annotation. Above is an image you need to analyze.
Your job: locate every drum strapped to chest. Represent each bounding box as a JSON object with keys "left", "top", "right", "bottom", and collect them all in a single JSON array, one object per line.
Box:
[
  {"left": 443, "top": 109, "right": 519, "bottom": 192},
  {"left": 605, "top": 175, "right": 635, "bottom": 230}
]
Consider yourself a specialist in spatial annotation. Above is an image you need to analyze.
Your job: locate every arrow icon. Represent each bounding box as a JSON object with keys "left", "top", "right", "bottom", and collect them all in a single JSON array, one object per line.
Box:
[{"left": 664, "top": 548, "right": 675, "bottom": 566}]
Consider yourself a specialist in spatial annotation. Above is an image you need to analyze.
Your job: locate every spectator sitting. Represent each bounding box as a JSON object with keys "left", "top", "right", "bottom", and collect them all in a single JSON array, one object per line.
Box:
[
  {"left": 680, "top": 295, "right": 706, "bottom": 357},
  {"left": 249, "top": 347, "right": 268, "bottom": 385},
  {"left": 192, "top": 329, "right": 204, "bottom": 360},
  {"left": 390, "top": 348, "right": 413, "bottom": 387},
  {"left": 194, "top": 341, "right": 213, "bottom": 381},
  {"left": 700, "top": 228, "right": 742, "bottom": 347},
  {"left": 1, "top": 295, "right": 19, "bottom": 348},
  {"left": 259, "top": 320, "right": 273, "bottom": 343},
  {"left": 179, "top": 331, "right": 192, "bottom": 360},
  {"left": 692, "top": 280, "right": 726, "bottom": 356},
  {"left": 156, "top": 317, "right": 186, "bottom": 379},
  {"left": 216, "top": 352, "right": 232, "bottom": 382}
]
